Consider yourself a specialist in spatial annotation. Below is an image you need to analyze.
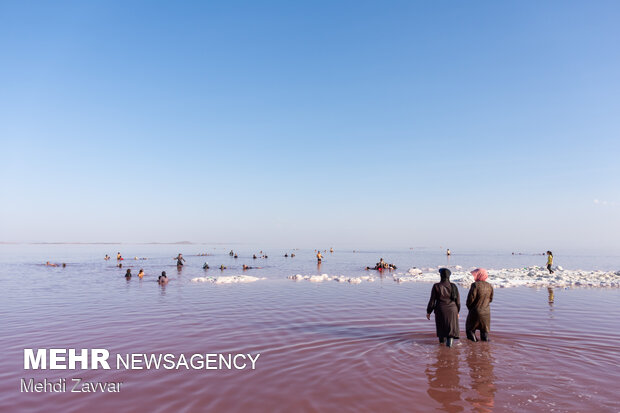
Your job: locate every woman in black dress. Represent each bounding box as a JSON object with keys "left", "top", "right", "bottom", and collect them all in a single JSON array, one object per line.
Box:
[{"left": 426, "top": 268, "right": 460, "bottom": 347}]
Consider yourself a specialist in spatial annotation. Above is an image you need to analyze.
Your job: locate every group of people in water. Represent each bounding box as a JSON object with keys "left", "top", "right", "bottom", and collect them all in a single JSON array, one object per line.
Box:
[
  {"left": 427, "top": 267, "right": 493, "bottom": 347},
  {"left": 105, "top": 249, "right": 559, "bottom": 345},
  {"left": 124, "top": 268, "right": 168, "bottom": 284},
  {"left": 366, "top": 258, "right": 397, "bottom": 271}
]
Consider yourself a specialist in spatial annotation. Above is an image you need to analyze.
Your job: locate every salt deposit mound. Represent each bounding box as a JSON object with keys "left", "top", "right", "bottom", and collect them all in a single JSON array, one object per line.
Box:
[
  {"left": 393, "top": 266, "right": 620, "bottom": 288},
  {"left": 191, "top": 275, "right": 265, "bottom": 284},
  {"left": 288, "top": 274, "right": 375, "bottom": 284}
]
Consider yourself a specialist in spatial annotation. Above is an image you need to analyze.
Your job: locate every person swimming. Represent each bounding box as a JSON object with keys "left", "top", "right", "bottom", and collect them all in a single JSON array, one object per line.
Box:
[
  {"left": 203, "top": 262, "right": 209, "bottom": 269},
  {"left": 175, "top": 253, "right": 185, "bottom": 266},
  {"left": 158, "top": 271, "right": 168, "bottom": 284},
  {"left": 138, "top": 269, "right": 145, "bottom": 278},
  {"left": 125, "top": 269, "right": 132, "bottom": 278}
]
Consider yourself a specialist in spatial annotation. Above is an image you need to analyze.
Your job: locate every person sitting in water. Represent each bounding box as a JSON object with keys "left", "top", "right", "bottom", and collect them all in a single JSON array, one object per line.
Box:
[
  {"left": 138, "top": 269, "right": 145, "bottom": 278},
  {"left": 125, "top": 269, "right": 132, "bottom": 278},
  {"left": 203, "top": 262, "right": 209, "bottom": 269},
  {"left": 175, "top": 253, "right": 185, "bottom": 266},
  {"left": 158, "top": 271, "right": 168, "bottom": 284},
  {"left": 104, "top": 254, "right": 110, "bottom": 260}
]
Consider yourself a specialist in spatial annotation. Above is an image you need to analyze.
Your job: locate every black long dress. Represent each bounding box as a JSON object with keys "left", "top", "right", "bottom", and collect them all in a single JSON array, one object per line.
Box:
[{"left": 427, "top": 280, "right": 460, "bottom": 339}]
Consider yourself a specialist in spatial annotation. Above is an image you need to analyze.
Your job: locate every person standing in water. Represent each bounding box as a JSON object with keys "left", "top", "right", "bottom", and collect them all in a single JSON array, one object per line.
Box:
[
  {"left": 466, "top": 268, "right": 493, "bottom": 342},
  {"left": 175, "top": 253, "right": 185, "bottom": 267},
  {"left": 426, "top": 268, "right": 460, "bottom": 347},
  {"left": 158, "top": 271, "right": 168, "bottom": 284},
  {"left": 546, "top": 251, "right": 554, "bottom": 274},
  {"left": 125, "top": 269, "right": 132, "bottom": 278},
  {"left": 117, "top": 252, "right": 122, "bottom": 260},
  {"left": 316, "top": 251, "right": 323, "bottom": 262},
  {"left": 446, "top": 249, "right": 451, "bottom": 256},
  {"left": 138, "top": 269, "right": 145, "bottom": 279}
]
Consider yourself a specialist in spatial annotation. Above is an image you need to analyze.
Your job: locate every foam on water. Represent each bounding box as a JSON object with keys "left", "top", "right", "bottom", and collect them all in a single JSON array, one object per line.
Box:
[{"left": 394, "top": 266, "right": 620, "bottom": 288}]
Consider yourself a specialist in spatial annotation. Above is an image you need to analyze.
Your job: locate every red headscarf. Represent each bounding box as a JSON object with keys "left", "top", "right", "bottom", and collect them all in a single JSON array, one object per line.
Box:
[{"left": 471, "top": 268, "right": 488, "bottom": 282}]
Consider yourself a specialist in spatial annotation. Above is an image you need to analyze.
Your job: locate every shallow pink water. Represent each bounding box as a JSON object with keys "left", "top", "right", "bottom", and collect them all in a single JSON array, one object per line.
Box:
[{"left": 1, "top": 245, "right": 619, "bottom": 412}]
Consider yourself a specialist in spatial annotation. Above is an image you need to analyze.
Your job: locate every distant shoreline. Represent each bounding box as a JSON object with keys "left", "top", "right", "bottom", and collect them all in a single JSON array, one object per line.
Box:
[{"left": 0, "top": 242, "right": 242, "bottom": 245}]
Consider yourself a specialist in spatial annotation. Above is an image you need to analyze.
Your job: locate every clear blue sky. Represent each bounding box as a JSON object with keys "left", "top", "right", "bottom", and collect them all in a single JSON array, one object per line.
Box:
[{"left": 1, "top": 1, "right": 619, "bottom": 251}]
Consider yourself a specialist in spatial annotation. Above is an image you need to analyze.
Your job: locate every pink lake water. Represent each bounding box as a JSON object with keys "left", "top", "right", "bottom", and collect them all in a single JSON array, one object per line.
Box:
[{"left": 1, "top": 244, "right": 619, "bottom": 412}]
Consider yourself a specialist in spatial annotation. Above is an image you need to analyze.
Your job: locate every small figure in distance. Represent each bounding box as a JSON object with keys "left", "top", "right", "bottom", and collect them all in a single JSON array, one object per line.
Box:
[
  {"left": 118, "top": 263, "right": 123, "bottom": 268},
  {"left": 104, "top": 254, "right": 110, "bottom": 260},
  {"left": 546, "top": 251, "right": 554, "bottom": 274},
  {"left": 62, "top": 263, "right": 66, "bottom": 268},
  {"left": 125, "top": 269, "right": 132, "bottom": 278},
  {"left": 330, "top": 247, "right": 334, "bottom": 253},
  {"left": 220, "top": 265, "right": 226, "bottom": 270},
  {"left": 175, "top": 253, "right": 185, "bottom": 267},
  {"left": 229, "top": 250, "right": 234, "bottom": 256},
  {"left": 117, "top": 252, "right": 122, "bottom": 261},
  {"left": 291, "top": 253, "right": 295, "bottom": 257},
  {"left": 203, "top": 262, "right": 209, "bottom": 269},
  {"left": 446, "top": 249, "right": 451, "bottom": 256},
  {"left": 138, "top": 269, "right": 145, "bottom": 278},
  {"left": 253, "top": 254, "right": 257, "bottom": 259},
  {"left": 158, "top": 271, "right": 168, "bottom": 285},
  {"left": 284, "top": 253, "right": 288, "bottom": 257},
  {"left": 234, "top": 254, "right": 238, "bottom": 259},
  {"left": 46, "top": 261, "right": 58, "bottom": 267}
]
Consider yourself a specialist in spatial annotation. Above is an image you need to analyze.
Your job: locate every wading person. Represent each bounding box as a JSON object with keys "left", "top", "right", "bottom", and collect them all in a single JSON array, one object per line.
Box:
[
  {"left": 426, "top": 268, "right": 460, "bottom": 347},
  {"left": 466, "top": 268, "right": 493, "bottom": 342},
  {"left": 546, "top": 251, "right": 554, "bottom": 274},
  {"left": 175, "top": 253, "right": 185, "bottom": 267}
]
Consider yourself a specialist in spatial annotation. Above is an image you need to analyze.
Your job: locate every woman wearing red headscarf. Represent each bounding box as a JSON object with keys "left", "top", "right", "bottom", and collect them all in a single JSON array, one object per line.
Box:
[{"left": 466, "top": 268, "right": 493, "bottom": 342}]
